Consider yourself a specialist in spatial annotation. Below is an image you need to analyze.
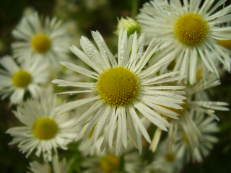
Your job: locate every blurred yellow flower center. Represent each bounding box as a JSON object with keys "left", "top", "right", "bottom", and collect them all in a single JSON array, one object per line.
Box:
[
  {"left": 174, "top": 13, "right": 209, "bottom": 46},
  {"left": 164, "top": 153, "right": 176, "bottom": 162},
  {"left": 100, "top": 154, "right": 120, "bottom": 173},
  {"left": 217, "top": 40, "right": 231, "bottom": 50},
  {"left": 32, "top": 117, "right": 59, "bottom": 140},
  {"left": 96, "top": 67, "right": 140, "bottom": 106},
  {"left": 12, "top": 70, "right": 32, "bottom": 88},
  {"left": 31, "top": 33, "right": 51, "bottom": 53},
  {"left": 196, "top": 67, "right": 203, "bottom": 81}
]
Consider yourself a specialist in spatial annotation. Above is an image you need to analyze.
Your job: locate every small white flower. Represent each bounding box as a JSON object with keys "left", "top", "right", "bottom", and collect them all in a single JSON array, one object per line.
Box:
[
  {"left": 144, "top": 141, "right": 183, "bottom": 173},
  {"left": 170, "top": 112, "right": 219, "bottom": 163},
  {"left": 7, "top": 92, "right": 78, "bottom": 161},
  {"left": 138, "top": 0, "right": 231, "bottom": 84},
  {"left": 151, "top": 76, "right": 228, "bottom": 154},
  {"left": 53, "top": 31, "right": 185, "bottom": 154},
  {"left": 0, "top": 56, "right": 49, "bottom": 104},
  {"left": 12, "top": 12, "right": 70, "bottom": 66},
  {"left": 82, "top": 152, "right": 142, "bottom": 173},
  {"left": 162, "top": 76, "right": 229, "bottom": 162}
]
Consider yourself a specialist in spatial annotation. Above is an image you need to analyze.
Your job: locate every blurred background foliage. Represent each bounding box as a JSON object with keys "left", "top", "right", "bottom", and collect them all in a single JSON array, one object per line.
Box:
[{"left": 0, "top": 0, "right": 231, "bottom": 172}]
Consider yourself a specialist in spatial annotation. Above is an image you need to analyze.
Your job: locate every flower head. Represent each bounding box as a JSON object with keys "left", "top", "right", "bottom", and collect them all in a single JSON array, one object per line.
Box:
[
  {"left": 53, "top": 31, "right": 185, "bottom": 154},
  {"left": 12, "top": 12, "right": 70, "bottom": 66},
  {"left": 0, "top": 56, "right": 49, "bottom": 104},
  {"left": 7, "top": 91, "right": 77, "bottom": 161},
  {"left": 138, "top": 0, "right": 231, "bottom": 84}
]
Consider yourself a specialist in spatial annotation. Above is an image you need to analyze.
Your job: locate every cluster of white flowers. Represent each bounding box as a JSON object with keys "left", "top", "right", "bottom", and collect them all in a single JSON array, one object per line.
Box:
[{"left": 1, "top": 0, "right": 231, "bottom": 173}]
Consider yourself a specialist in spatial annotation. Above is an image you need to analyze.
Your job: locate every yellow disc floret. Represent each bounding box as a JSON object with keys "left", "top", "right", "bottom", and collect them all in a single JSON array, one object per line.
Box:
[
  {"left": 12, "top": 70, "right": 32, "bottom": 88},
  {"left": 217, "top": 40, "right": 231, "bottom": 50},
  {"left": 164, "top": 153, "right": 176, "bottom": 162},
  {"left": 100, "top": 154, "right": 120, "bottom": 173},
  {"left": 32, "top": 117, "right": 59, "bottom": 140},
  {"left": 174, "top": 13, "right": 209, "bottom": 46},
  {"left": 31, "top": 33, "right": 51, "bottom": 53},
  {"left": 96, "top": 67, "right": 140, "bottom": 106}
]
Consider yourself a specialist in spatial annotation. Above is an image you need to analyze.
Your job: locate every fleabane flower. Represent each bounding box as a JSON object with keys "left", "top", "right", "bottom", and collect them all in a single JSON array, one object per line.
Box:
[
  {"left": 169, "top": 112, "right": 219, "bottom": 163},
  {"left": 0, "top": 56, "right": 49, "bottom": 104},
  {"left": 150, "top": 76, "right": 228, "bottom": 152},
  {"left": 7, "top": 92, "right": 77, "bottom": 161},
  {"left": 144, "top": 140, "right": 183, "bottom": 173},
  {"left": 53, "top": 31, "right": 185, "bottom": 154},
  {"left": 12, "top": 12, "right": 70, "bottom": 66},
  {"left": 159, "top": 76, "right": 228, "bottom": 162},
  {"left": 82, "top": 152, "right": 142, "bottom": 173},
  {"left": 138, "top": 0, "right": 231, "bottom": 84}
]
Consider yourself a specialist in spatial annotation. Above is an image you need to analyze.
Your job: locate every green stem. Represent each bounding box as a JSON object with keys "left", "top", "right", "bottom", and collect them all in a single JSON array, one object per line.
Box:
[{"left": 131, "top": 0, "right": 139, "bottom": 17}]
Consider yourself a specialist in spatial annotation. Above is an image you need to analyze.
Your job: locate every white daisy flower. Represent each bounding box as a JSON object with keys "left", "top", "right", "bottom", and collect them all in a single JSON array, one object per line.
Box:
[
  {"left": 0, "top": 56, "right": 49, "bottom": 104},
  {"left": 7, "top": 92, "right": 78, "bottom": 161},
  {"left": 82, "top": 154, "right": 121, "bottom": 173},
  {"left": 150, "top": 75, "right": 228, "bottom": 152},
  {"left": 138, "top": 0, "right": 231, "bottom": 84},
  {"left": 53, "top": 31, "right": 185, "bottom": 154},
  {"left": 169, "top": 112, "right": 219, "bottom": 163},
  {"left": 28, "top": 155, "right": 68, "bottom": 173},
  {"left": 12, "top": 12, "right": 70, "bottom": 66},
  {"left": 144, "top": 140, "right": 183, "bottom": 173},
  {"left": 82, "top": 152, "right": 142, "bottom": 173}
]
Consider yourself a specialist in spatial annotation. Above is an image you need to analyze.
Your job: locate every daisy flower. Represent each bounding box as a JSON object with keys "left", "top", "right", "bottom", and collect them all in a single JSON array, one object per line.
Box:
[
  {"left": 12, "top": 12, "right": 70, "bottom": 66},
  {"left": 82, "top": 152, "right": 142, "bottom": 173},
  {"left": 7, "top": 91, "right": 78, "bottom": 161},
  {"left": 53, "top": 31, "right": 185, "bottom": 154},
  {"left": 169, "top": 112, "right": 219, "bottom": 162},
  {"left": 82, "top": 154, "right": 121, "bottom": 173},
  {"left": 138, "top": 0, "right": 231, "bottom": 84},
  {"left": 0, "top": 56, "right": 49, "bottom": 104},
  {"left": 162, "top": 77, "right": 228, "bottom": 162},
  {"left": 144, "top": 140, "right": 183, "bottom": 173},
  {"left": 150, "top": 75, "right": 228, "bottom": 152}
]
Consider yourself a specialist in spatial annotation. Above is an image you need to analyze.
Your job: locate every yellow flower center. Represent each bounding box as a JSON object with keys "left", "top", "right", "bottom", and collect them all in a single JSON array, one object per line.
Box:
[
  {"left": 174, "top": 13, "right": 209, "bottom": 46},
  {"left": 32, "top": 117, "right": 59, "bottom": 140},
  {"left": 12, "top": 70, "right": 32, "bottom": 88},
  {"left": 96, "top": 67, "right": 140, "bottom": 106},
  {"left": 100, "top": 154, "right": 120, "bottom": 173},
  {"left": 31, "top": 33, "right": 51, "bottom": 53},
  {"left": 164, "top": 153, "right": 176, "bottom": 162},
  {"left": 217, "top": 40, "right": 231, "bottom": 50},
  {"left": 196, "top": 67, "right": 203, "bottom": 81}
]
